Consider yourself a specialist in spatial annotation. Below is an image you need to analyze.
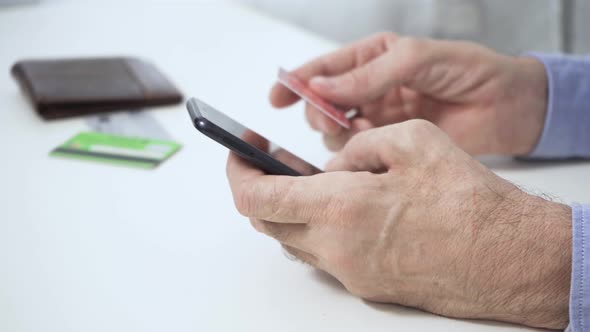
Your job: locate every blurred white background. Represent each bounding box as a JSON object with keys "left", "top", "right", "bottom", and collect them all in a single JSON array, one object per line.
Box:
[
  {"left": 2, "top": 0, "right": 588, "bottom": 54},
  {"left": 237, "top": 0, "right": 590, "bottom": 54}
]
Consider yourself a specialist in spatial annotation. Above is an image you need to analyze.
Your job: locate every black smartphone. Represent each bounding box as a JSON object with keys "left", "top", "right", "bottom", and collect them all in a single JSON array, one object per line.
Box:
[{"left": 187, "top": 98, "right": 322, "bottom": 176}]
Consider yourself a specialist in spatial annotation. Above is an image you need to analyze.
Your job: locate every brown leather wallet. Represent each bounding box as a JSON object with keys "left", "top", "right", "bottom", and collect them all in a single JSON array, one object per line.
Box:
[{"left": 11, "top": 57, "right": 183, "bottom": 119}]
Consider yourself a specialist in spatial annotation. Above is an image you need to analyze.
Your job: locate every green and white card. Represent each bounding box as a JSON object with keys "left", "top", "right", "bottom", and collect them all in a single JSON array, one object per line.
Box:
[{"left": 50, "top": 131, "right": 182, "bottom": 169}]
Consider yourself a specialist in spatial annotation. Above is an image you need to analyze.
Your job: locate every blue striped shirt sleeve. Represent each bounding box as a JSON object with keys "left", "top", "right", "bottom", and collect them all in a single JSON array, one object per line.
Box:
[
  {"left": 569, "top": 204, "right": 590, "bottom": 332},
  {"left": 526, "top": 53, "right": 590, "bottom": 332},
  {"left": 526, "top": 54, "right": 590, "bottom": 159}
]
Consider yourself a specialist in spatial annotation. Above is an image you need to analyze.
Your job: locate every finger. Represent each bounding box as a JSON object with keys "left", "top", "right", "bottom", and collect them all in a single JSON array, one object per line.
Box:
[
  {"left": 226, "top": 129, "right": 272, "bottom": 206},
  {"left": 305, "top": 103, "right": 344, "bottom": 136},
  {"left": 325, "top": 126, "right": 397, "bottom": 173},
  {"left": 307, "top": 36, "right": 451, "bottom": 108},
  {"left": 323, "top": 118, "right": 374, "bottom": 152},
  {"left": 308, "top": 52, "right": 401, "bottom": 106},
  {"left": 270, "top": 33, "right": 397, "bottom": 108},
  {"left": 250, "top": 218, "right": 311, "bottom": 253},
  {"left": 226, "top": 150, "right": 265, "bottom": 187},
  {"left": 269, "top": 49, "right": 361, "bottom": 108},
  {"left": 269, "top": 53, "right": 357, "bottom": 109},
  {"left": 227, "top": 164, "right": 332, "bottom": 223}
]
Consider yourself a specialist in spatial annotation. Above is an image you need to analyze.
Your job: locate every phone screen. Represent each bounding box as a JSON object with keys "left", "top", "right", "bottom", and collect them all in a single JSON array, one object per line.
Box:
[{"left": 191, "top": 99, "right": 321, "bottom": 176}]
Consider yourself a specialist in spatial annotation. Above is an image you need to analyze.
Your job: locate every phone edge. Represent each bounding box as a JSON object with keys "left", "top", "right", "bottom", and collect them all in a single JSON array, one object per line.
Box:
[{"left": 186, "top": 98, "right": 303, "bottom": 176}]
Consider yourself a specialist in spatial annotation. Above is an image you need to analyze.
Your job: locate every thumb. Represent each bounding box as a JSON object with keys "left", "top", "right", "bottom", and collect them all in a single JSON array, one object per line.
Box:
[
  {"left": 308, "top": 52, "right": 400, "bottom": 106},
  {"left": 325, "top": 126, "right": 397, "bottom": 173}
]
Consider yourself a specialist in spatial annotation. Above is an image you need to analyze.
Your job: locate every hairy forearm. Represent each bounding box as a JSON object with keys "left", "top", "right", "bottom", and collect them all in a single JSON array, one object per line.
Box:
[{"left": 486, "top": 192, "right": 572, "bottom": 329}]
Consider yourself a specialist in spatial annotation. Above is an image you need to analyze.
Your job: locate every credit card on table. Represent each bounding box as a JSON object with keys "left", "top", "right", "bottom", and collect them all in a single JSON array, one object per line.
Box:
[
  {"left": 278, "top": 67, "right": 354, "bottom": 129},
  {"left": 50, "top": 132, "right": 181, "bottom": 169},
  {"left": 85, "top": 111, "right": 173, "bottom": 141}
]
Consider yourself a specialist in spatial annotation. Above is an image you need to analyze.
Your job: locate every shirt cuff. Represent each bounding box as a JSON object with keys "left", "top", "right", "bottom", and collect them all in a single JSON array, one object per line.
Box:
[
  {"left": 569, "top": 204, "right": 590, "bottom": 331},
  {"left": 525, "top": 54, "right": 590, "bottom": 159}
]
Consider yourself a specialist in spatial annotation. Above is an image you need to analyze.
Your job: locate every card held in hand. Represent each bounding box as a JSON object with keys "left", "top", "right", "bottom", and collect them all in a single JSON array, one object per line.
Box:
[{"left": 277, "top": 67, "right": 352, "bottom": 129}]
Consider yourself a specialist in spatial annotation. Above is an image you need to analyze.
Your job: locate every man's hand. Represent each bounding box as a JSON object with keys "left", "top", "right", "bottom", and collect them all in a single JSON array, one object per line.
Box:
[
  {"left": 270, "top": 33, "right": 548, "bottom": 155},
  {"left": 226, "top": 120, "right": 571, "bottom": 329}
]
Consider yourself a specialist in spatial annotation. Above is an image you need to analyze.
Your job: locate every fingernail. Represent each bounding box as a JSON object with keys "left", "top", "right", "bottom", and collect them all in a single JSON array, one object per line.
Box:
[{"left": 310, "top": 76, "right": 335, "bottom": 89}]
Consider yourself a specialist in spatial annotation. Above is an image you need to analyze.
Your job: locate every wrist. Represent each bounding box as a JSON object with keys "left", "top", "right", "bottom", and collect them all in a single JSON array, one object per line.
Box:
[
  {"left": 490, "top": 192, "right": 572, "bottom": 329},
  {"left": 498, "top": 56, "right": 549, "bottom": 155}
]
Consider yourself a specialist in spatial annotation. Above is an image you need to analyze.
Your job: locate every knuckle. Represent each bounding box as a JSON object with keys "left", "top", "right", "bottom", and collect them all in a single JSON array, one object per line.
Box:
[
  {"left": 373, "top": 31, "right": 397, "bottom": 44},
  {"left": 397, "top": 37, "right": 423, "bottom": 56},
  {"left": 392, "top": 119, "right": 437, "bottom": 151},
  {"left": 391, "top": 37, "right": 426, "bottom": 80},
  {"left": 341, "top": 130, "right": 379, "bottom": 161},
  {"left": 401, "top": 119, "right": 438, "bottom": 136},
  {"left": 267, "top": 177, "right": 293, "bottom": 220},
  {"left": 352, "top": 127, "right": 391, "bottom": 151},
  {"left": 235, "top": 182, "right": 256, "bottom": 217},
  {"left": 347, "top": 69, "right": 369, "bottom": 90}
]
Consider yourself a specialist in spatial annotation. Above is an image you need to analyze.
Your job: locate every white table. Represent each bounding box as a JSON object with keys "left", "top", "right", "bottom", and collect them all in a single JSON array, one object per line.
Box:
[{"left": 0, "top": 1, "right": 587, "bottom": 331}]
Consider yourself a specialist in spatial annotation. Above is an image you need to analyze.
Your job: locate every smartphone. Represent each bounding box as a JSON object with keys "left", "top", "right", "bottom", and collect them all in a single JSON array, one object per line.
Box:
[{"left": 187, "top": 98, "right": 322, "bottom": 176}]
